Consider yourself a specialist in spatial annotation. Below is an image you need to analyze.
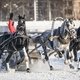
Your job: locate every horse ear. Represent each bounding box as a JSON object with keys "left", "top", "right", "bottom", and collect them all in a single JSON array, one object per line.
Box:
[
  {"left": 9, "top": 12, "right": 13, "bottom": 20},
  {"left": 18, "top": 15, "right": 21, "bottom": 20}
]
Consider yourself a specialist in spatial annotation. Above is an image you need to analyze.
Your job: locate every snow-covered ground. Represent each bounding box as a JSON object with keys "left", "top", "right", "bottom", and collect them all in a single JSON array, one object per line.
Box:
[
  {"left": 0, "top": 70, "right": 80, "bottom": 80},
  {"left": 0, "top": 53, "right": 80, "bottom": 80}
]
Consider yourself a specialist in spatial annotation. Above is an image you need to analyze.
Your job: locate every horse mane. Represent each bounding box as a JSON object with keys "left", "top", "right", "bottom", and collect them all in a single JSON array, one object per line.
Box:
[
  {"left": 59, "top": 19, "right": 69, "bottom": 38},
  {"left": 60, "top": 19, "right": 67, "bottom": 33}
]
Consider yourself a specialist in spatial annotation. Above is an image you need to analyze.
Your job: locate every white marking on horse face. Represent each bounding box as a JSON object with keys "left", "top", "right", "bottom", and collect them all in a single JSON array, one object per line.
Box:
[
  {"left": 70, "top": 29, "right": 77, "bottom": 39},
  {"left": 68, "top": 22, "right": 75, "bottom": 30},
  {"left": 67, "top": 20, "right": 77, "bottom": 39},
  {"left": 65, "top": 19, "right": 74, "bottom": 30}
]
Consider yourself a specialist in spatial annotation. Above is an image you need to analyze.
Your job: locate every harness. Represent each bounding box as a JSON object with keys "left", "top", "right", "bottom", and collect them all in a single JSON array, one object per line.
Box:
[{"left": 0, "top": 32, "right": 27, "bottom": 50}]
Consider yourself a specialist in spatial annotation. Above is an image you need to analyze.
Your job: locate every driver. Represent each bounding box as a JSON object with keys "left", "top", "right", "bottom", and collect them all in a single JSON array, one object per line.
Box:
[{"left": 8, "top": 12, "right": 16, "bottom": 33}]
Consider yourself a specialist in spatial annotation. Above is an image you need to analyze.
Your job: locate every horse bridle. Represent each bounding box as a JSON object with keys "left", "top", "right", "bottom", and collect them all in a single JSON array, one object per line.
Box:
[{"left": 64, "top": 19, "right": 76, "bottom": 37}]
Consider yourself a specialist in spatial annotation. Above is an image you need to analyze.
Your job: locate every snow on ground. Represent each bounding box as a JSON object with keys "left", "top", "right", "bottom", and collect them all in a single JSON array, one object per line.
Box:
[
  {"left": 0, "top": 53, "right": 80, "bottom": 80},
  {"left": 0, "top": 70, "right": 80, "bottom": 80}
]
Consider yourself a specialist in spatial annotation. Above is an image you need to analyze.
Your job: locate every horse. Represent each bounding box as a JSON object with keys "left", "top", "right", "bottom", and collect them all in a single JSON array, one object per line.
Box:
[
  {"left": 29, "top": 18, "right": 76, "bottom": 70},
  {"left": 0, "top": 15, "right": 30, "bottom": 72},
  {"left": 69, "top": 27, "right": 80, "bottom": 62}
]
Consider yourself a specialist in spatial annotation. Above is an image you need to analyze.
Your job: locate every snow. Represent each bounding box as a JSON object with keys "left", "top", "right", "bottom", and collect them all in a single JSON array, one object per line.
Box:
[
  {"left": 0, "top": 54, "right": 80, "bottom": 80},
  {"left": 0, "top": 70, "right": 80, "bottom": 80}
]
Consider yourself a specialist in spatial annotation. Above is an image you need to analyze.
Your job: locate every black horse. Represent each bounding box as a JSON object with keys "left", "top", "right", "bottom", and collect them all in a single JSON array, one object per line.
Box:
[
  {"left": 29, "top": 18, "right": 76, "bottom": 70},
  {"left": 69, "top": 27, "right": 80, "bottom": 62},
  {"left": 0, "top": 15, "right": 30, "bottom": 72}
]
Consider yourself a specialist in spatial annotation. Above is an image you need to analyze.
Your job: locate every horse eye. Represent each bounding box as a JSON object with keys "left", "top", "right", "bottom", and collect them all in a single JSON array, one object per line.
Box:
[{"left": 73, "top": 24, "right": 75, "bottom": 26}]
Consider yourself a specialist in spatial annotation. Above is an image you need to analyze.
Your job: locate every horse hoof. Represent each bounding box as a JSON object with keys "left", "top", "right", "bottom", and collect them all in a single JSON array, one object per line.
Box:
[
  {"left": 64, "top": 60, "right": 68, "bottom": 65},
  {"left": 74, "top": 59, "right": 77, "bottom": 62},
  {"left": 77, "top": 68, "right": 80, "bottom": 70},
  {"left": 6, "top": 67, "right": 11, "bottom": 72},
  {"left": 50, "top": 66, "right": 53, "bottom": 70},
  {"left": 26, "top": 68, "right": 30, "bottom": 73},
  {"left": 69, "top": 64, "right": 74, "bottom": 69},
  {"left": 59, "top": 56, "right": 62, "bottom": 58},
  {"left": 59, "top": 54, "right": 62, "bottom": 58}
]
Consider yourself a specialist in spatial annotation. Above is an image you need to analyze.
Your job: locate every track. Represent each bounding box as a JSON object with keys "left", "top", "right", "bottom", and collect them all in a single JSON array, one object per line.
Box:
[{"left": 0, "top": 53, "right": 80, "bottom": 80}]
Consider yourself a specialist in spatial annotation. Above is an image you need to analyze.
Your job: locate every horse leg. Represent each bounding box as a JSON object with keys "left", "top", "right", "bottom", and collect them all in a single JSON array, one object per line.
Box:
[
  {"left": 26, "top": 47, "right": 31, "bottom": 64},
  {"left": 64, "top": 49, "right": 72, "bottom": 64},
  {"left": 41, "top": 43, "right": 48, "bottom": 60},
  {"left": 0, "top": 50, "right": 3, "bottom": 59},
  {"left": 64, "top": 49, "right": 69, "bottom": 64},
  {"left": 23, "top": 47, "right": 30, "bottom": 72},
  {"left": 3, "top": 51, "right": 13, "bottom": 71},
  {"left": 48, "top": 59, "right": 53, "bottom": 70},
  {"left": 67, "top": 51, "right": 74, "bottom": 69},
  {"left": 41, "top": 44, "right": 53, "bottom": 70},
  {"left": 56, "top": 49, "right": 63, "bottom": 58},
  {"left": 64, "top": 49, "right": 74, "bottom": 69},
  {"left": 73, "top": 48, "right": 77, "bottom": 62}
]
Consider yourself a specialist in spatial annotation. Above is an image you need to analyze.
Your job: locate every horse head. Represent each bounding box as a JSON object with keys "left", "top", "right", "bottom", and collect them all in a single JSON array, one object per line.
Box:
[
  {"left": 16, "top": 15, "right": 26, "bottom": 35},
  {"left": 60, "top": 18, "right": 76, "bottom": 39},
  {"left": 65, "top": 19, "right": 75, "bottom": 31}
]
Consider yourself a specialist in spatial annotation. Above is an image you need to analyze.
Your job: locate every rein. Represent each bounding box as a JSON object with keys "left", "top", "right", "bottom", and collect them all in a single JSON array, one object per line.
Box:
[{"left": 0, "top": 33, "right": 27, "bottom": 49}]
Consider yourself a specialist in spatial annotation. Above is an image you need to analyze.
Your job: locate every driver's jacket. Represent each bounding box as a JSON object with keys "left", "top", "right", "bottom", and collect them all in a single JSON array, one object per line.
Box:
[{"left": 8, "top": 20, "right": 16, "bottom": 33}]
